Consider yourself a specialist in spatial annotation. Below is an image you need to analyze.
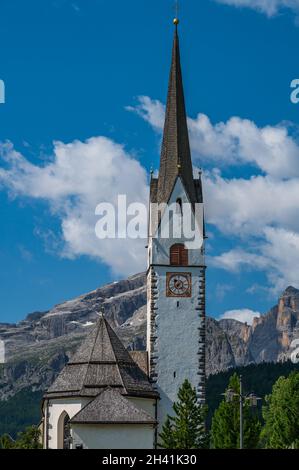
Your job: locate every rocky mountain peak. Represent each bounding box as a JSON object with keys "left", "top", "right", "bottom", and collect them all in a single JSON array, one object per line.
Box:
[
  {"left": 279, "top": 286, "right": 299, "bottom": 313},
  {"left": 1, "top": 276, "right": 299, "bottom": 401}
]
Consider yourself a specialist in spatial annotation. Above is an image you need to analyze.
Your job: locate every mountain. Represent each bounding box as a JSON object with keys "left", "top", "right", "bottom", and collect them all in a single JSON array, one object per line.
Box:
[{"left": 0, "top": 274, "right": 299, "bottom": 401}]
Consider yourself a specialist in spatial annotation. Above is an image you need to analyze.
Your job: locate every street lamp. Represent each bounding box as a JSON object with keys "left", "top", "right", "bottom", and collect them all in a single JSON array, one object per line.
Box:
[{"left": 222, "top": 375, "right": 261, "bottom": 449}]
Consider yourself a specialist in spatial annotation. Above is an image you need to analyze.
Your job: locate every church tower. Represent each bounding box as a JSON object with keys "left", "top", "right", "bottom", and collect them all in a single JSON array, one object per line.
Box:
[{"left": 146, "top": 19, "right": 206, "bottom": 434}]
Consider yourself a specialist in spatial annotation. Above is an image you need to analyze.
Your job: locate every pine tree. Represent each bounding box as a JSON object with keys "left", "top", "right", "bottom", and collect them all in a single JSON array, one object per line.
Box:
[
  {"left": 14, "top": 425, "right": 42, "bottom": 449},
  {"left": 261, "top": 371, "right": 299, "bottom": 449},
  {"left": 159, "top": 379, "right": 208, "bottom": 449},
  {"left": 159, "top": 418, "right": 176, "bottom": 449},
  {"left": 0, "top": 434, "right": 15, "bottom": 449},
  {"left": 211, "top": 373, "right": 261, "bottom": 449}
]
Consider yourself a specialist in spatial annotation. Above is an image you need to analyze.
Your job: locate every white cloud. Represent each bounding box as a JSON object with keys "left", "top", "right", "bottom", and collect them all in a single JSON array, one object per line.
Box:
[
  {"left": 220, "top": 308, "right": 261, "bottom": 325},
  {"left": 0, "top": 138, "right": 148, "bottom": 276},
  {"left": 209, "top": 248, "right": 269, "bottom": 273},
  {"left": 126, "top": 96, "right": 165, "bottom": 132},
  {"left": 2, "top": 96, "right": 299, "bottom": 292},
  {"left": 216, "top": 283, "right": 234, "bottom": 300},
  {"left": 129, "top": 96, "right": 299, "bottom": 178},
  {"left": 204, "top": 172, "right": 299, "bottom": 235},
  {"left": 210, "top": 227, "right": 299, "bottom": 294},
  {"left": 215, "top": 0, "right": 299, "bottom": 18}
]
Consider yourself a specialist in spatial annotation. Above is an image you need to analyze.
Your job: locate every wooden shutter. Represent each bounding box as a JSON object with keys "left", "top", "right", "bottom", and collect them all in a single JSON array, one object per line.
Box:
[{"left": 170, "top": 244, "right": 188, "bottom": 266}]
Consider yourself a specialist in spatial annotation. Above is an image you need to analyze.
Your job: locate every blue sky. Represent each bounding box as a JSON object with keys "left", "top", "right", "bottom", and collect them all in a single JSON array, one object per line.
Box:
[{"left": 1, "top": 0, "right": 299, "bottom": 324}]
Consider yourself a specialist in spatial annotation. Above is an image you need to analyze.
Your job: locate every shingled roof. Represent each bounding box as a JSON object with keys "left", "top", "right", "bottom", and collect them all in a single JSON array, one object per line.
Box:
[
  {"left": 44, "top": 316, "right": 158, "bottom": 399},
  {"left": 153, "top": 24, "right": 202, "bottom": 207},
  {"left": 70, "top": 388, "right": 156, "bottom": 425}
]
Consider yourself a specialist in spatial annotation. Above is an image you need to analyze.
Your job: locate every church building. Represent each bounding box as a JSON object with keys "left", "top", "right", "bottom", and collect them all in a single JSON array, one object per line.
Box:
[{"left": 42, "top": 18, "right": 206, "bottom": 450}]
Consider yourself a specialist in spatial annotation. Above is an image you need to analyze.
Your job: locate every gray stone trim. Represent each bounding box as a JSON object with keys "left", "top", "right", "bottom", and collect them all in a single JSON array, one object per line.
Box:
[
  {"left": 148, "top": 267, "right": 159, "bottom": 387},
  {"left": 196, "top": 267, "right": 206, "bottom": 405}
]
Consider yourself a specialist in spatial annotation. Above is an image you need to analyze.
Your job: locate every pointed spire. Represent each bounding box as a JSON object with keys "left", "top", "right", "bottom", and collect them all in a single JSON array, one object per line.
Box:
[{"left": 156, "top": 21, "right": 198, "bottom": 206}]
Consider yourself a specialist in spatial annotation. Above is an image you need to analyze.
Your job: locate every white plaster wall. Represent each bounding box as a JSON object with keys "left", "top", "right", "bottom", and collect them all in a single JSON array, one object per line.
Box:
[
  {"left": 128, "top": 397, "right": 156, "bottom": 419},
  {"left": 42, "top": 401, "right": 47, "bottom": 449},
  {"left": 46, "top": 397, "right": 90, "bottom": 449},
  {"left": 154, "top": 266, "right": 202, "bottom": 430},
  {"left": 72, "top": 424, "right": 154, "bottom": 449}
]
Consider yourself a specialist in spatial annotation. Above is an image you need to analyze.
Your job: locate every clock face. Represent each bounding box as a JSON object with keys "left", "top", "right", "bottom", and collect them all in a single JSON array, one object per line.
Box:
[{"left": 166, "top": 273, "right": 191, "bottom": 298}]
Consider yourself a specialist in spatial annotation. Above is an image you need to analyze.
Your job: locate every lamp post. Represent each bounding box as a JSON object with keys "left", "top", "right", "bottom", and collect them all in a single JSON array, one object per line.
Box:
[
  {"left": 223, "top": 374, "right": 261, "bottom": 449},
  {"left": 239, "top": 375, "right": 243, "bottom": 450}
]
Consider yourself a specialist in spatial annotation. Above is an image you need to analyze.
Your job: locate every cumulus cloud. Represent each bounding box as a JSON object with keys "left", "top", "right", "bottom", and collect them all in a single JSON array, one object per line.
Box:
[
  {"left": 0, "top": 138, "right": 148, "bottom": 276},
  {"left": 220, "top": 308, "right": 261, "bottom": 325},
  {"left": 209, "top": 227, "right": 299, "bottom": 294},
  {"left": 204, "top": 172, "right": 299, "bottom": 235},
  {"left": 126, "top": 96, "right": 165, "bottom": 132},
  {"left": 215, "top": 0, "right": 299, "bottom": 18},
  {"left": 128, "top": 96, "right": 299, "bottom": 178},
  {"left": 2, "top": 96, "right": 299, "bottom": 292}
]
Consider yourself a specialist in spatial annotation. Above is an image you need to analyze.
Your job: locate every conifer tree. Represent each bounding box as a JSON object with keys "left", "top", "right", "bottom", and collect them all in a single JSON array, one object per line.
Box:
[
  {"left": 14, "top": 425, "right": 42, "bottom": 449},
  {"left": 159, "top": 379, "right": 208, "bottom": 449},
  {"left": 159, "top": 417, "right": 176, "bottom": 449},
  {"left": 211, "top": 373, "right": 261, "bottom": 449},
  {"left": 261, "top": 371, "right": 299, "bottom": 449},
  {"left": 0, "top": 434, "right": 15, "bottom": 449}
]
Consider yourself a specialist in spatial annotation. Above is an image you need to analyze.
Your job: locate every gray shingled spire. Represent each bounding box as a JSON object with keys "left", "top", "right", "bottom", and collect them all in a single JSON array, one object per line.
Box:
[{"left": 154, "top": 23, "right": 199, "bottom": 206}]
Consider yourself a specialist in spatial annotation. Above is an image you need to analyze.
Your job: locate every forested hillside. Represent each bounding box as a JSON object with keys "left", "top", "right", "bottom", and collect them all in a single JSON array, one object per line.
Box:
[{"left": 1, "top": 361, "right": 298, "bottom": 439}]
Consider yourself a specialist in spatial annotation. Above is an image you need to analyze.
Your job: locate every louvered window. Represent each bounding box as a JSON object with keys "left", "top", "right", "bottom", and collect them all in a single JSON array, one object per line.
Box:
[{"left": 170, "top": 244, "right": 188, "bottom": 266}]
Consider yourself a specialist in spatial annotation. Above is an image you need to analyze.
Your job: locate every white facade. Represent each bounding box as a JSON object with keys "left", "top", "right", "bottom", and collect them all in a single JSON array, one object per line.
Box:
[
  {"left": 43, "top": 396, "right": 156, "bottom": 449},
  {"left": 129, "top": 397, "right": 156, "bottom": 419},
  {"left": 43, "top": 397, "right": 89, "bottom": 449},
  {"left": 72, "top": 424, "right": 154, "bottom": 450}
]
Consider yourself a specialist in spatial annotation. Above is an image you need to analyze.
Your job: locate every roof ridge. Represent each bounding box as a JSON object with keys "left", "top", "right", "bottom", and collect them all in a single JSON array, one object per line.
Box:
[{"left": 79, "top": 323, "right": 99, "bottom": 394}]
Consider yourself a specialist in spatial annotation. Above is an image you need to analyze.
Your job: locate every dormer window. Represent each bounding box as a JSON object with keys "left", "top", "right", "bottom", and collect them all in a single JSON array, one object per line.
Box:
[{"left": 170, "top": 243, "right": 188, "bottom": 266}]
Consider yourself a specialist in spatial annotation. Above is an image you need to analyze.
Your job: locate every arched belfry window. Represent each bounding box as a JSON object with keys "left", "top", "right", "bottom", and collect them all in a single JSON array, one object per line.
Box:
[{"left": 170, "top": 244, "right": 188, "bottom": 266}]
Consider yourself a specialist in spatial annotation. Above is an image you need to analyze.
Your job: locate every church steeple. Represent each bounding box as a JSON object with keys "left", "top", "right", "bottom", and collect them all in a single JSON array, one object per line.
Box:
[
  {"left": 155, "top": 20, "right": 198, "bottom": 206},
  {"left": 147, "top": 16, "right": 206, "bottom": 438}
]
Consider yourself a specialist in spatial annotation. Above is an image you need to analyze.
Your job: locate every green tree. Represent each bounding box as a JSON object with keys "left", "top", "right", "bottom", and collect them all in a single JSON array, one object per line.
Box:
[
  {"left": 211, "top": 373, "right": 261, "bottom": 449},
  {"left": 261, "top": 371, "right": 299, "bottom": 449},
  {"left": 159, "top": 379, "right": 208, "bottom": 449},
  {"left": 14, "top": 425, "right": 42, "bottom": 449},
  {"left": 0, "top": 434, "right": 15, "bottom": 449}
]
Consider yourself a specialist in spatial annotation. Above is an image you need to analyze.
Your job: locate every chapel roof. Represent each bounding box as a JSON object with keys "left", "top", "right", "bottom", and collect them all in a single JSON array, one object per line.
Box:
[
  {"left": 70, "top": 387, "right": 156, "bottom": 425},
  {"left": 44, "top": 315, "right": 158, "bottom": 400}
]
